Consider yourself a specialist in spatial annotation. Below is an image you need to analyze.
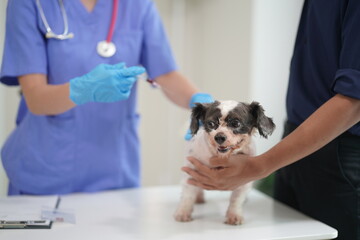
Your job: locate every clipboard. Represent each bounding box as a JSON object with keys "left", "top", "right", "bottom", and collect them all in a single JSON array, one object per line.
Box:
[
  {"left": 0, "top": 195, "right": 60, "bottom": 229},
  {"left": 0, "top": 220, "right": 53, "bottom": 229}
]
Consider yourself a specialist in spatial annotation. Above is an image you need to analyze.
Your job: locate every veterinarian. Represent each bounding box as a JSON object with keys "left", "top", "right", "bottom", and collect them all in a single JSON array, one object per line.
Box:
[
  {"left": 0, "top": 0, "right": 213, "bottom": 195},
  {"left": 183, "top": 1, "right": 360, "bottom": 239}
]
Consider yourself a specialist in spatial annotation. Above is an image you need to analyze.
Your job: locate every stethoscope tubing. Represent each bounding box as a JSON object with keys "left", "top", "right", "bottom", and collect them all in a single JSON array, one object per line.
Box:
[
  {"left": 36, "top": 0, "right": 119, "bottom": 41},
  {"left": 35, "top": 0, "right": 157, "bottom": 86},
  {"left": 36, "top": 0, "right": 74, "bottom": 40},
  {"left": 106, "top": 0, "right": 118, "bottom": 44}
]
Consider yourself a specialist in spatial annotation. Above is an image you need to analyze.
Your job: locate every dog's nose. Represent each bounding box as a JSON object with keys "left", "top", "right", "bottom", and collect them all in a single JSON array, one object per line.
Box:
[{"left": 214, "top": 133, "right": 227, "bottom": 144}]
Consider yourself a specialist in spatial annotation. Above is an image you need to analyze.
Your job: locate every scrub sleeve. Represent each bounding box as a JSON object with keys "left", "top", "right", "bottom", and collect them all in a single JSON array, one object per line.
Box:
[
  {"left": 1, "top": 0, "right": 47, "bottom": 85},
  {"left": 1, "top": 0, "right": 47, "bottom": 125},
  {"left": 331, "top": 0, "right": 360, "bottom": 135}
]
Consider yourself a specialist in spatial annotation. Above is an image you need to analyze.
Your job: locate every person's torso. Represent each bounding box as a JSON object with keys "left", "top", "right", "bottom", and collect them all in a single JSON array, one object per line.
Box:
[
  {"left": 286, "top": 0, "right": 360, "bottom": 135},
  {"left": 2, "top": 0, "right": 154, "bottom": 194}
]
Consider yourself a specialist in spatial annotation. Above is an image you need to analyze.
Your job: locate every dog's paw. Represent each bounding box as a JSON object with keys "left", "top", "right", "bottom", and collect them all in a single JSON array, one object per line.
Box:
[
  {"left": 225, "top": 213, "right": 244, "bottom": 225},
  {"left": 174, "top": 210, "right": 193, "bottom": 222}
]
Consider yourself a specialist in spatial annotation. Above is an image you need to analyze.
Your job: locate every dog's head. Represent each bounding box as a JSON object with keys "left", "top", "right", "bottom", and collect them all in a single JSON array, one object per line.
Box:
[{"left": 190, "top": 100, "right": 275, "bottom": 155}]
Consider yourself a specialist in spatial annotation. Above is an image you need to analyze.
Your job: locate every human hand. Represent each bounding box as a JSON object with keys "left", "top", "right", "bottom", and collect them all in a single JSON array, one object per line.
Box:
[
  {"left": 182, "top": 155, "right": 266, "bottom": 190},
  {"left": 184, "top": 93, "right": 214, "bottom": 140},
  {"left": 69, "top": 63, "right": 146, "bottom": 105}
]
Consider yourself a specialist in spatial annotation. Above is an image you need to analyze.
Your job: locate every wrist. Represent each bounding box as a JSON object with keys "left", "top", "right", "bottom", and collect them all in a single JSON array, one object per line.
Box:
[
  {"left": 69, "top": 76, "right": 91, "bottom": 105},
  {"left": 248, "top": 155, "right": 273, "bottom": 180}
]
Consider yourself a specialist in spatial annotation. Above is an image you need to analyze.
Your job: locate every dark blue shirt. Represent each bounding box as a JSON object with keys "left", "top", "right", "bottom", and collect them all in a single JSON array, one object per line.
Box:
[{"left": 286, "top": 0, "right": 360, "bottom": 136}]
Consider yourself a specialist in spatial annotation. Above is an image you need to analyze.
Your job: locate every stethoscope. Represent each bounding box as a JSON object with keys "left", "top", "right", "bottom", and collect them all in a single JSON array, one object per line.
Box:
[{"left": 36, "top": 0, "right": 118, "bottom": 58}]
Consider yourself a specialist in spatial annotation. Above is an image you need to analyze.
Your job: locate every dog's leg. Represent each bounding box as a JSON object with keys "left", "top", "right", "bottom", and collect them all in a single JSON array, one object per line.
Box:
[
  {"left": 195, "top": 188, "right": 205, "bottom": 204},
  {"left": 225, "top": 182, "right": 252, "bottom": 225},
  {"left": 174, "top": 182, "right": 200, "bottom": 222}
]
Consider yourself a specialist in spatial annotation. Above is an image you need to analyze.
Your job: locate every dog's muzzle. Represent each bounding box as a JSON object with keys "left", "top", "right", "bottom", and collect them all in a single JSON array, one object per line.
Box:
[
  {"left": 215, "top": 133, "right": 230, "bottom": 153},
  {"left": 215, "top": 133, "right": 226, "bottom": 144}
]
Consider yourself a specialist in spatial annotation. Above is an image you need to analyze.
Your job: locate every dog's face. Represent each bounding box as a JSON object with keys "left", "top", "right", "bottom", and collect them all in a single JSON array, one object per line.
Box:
[{"left": 190, "top": 100, "right": 275, "bottom": 156}]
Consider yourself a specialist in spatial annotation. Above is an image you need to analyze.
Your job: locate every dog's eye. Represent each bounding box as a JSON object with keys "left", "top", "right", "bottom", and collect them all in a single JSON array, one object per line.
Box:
[
  {"left": 207, "top": 121, "right": 216, "bottom": 129},
  {"left": 229, "top": 119, "right": 241, "bottom": 128}
]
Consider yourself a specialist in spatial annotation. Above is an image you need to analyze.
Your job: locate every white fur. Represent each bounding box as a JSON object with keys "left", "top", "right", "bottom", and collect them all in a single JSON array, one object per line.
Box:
[
  {"left": 174, "top": 101, "right": 255, "bottom": 225},
  {"left": 219, "top": 100, "right": 238, "bottom": 118}
]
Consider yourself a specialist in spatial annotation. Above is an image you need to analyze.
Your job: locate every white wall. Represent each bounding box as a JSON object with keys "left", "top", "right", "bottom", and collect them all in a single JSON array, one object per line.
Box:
[
  {"left": 0, "top": 0, "right": 303, "bottom": 196},
  {"left": 140, "top": 0, "right": 253, "bottom": 186},
  {"left": 140, "top": 0, "right": 303, "bottom": 187},
  {"left": 249, "top": 0, "right": 303, "bottom": 154}
]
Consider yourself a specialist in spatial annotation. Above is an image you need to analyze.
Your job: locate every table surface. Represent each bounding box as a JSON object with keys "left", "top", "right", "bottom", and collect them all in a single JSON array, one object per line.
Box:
[{"left": 0, "top": 185, "right": 337, "bottom": 240}]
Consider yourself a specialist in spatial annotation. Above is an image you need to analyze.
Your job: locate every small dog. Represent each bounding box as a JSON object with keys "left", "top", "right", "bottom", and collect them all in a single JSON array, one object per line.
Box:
[{"left": 174, "top": 100, "right": 275, "bottom": 225}]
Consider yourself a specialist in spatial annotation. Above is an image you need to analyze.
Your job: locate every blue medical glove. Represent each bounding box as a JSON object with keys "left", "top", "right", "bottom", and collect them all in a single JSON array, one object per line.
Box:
[
  {"left": 69, "top": 63, "right": 146, "bottom": 105},
  {"left": 184, "top": 93, "right": 214, "bottom": 140}
]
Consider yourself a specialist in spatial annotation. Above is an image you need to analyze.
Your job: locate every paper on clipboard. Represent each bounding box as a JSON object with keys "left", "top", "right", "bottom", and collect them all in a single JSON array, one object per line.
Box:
[{"left": 0, "top": 195, "right": 59, "bottom": 229}]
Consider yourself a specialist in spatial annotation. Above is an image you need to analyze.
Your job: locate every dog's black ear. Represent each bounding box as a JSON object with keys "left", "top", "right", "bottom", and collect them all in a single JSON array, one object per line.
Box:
[
  {"left": 249, "top": 101, "right": 275, "bottom": 138},
  {"left": 190, "top": 103, "right": 208, "bottom": 135}
]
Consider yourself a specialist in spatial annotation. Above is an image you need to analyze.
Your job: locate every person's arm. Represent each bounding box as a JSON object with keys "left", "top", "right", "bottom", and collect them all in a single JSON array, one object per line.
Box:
[
  {"left": 155, "top": 71, "right": 198, "bottom": 109},
  {"left": 19, "top": 74, "right": 75, "bottom": 115},
  {"left": 182, "top": 94, "right": 360, "bottom": 190},
  {"left": 20, "top": 64, "right": 145, "bottom": 116}
]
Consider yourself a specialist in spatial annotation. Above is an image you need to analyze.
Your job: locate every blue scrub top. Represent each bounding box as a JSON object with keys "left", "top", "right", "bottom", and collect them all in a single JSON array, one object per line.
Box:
[
  {"left": 286, "top": 0, "right": 360, "bottom": 136},
  {"left": 0, "top": 0, "right": 177, "bottom": 195}
]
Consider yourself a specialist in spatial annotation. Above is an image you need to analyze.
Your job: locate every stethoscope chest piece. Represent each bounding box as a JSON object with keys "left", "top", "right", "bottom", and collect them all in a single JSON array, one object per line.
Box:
[{"left": 97, "top": 40, "right": 117, "bottom": 58}]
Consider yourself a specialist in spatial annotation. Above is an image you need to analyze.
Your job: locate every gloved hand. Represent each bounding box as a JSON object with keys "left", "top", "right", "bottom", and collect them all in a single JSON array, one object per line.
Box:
[
  {"left": 69, "top": 63, "right": 146, "bottom": 105},
  {"left": 184, "top": 93, "right": 214, "bottom": 140}
]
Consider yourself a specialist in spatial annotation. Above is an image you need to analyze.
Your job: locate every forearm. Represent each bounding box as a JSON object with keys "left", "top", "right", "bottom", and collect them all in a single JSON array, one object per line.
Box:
[
  {"left": 155, "top": 71, "right": 198, "bottom": 109},
  {"left": 27, "top": 83, "right": 75, "bottom": 115},
  {"left": 19, "top": 74, "right": 76, "bottom": 115},
  {"left": 258, "top": 94, "right": 360, "bottom": 175}
]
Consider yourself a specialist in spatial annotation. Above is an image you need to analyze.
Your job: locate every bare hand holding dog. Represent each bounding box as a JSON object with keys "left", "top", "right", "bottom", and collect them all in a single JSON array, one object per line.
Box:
[{"left": 182, "top": 155, "right": 267, "bottom": 191}]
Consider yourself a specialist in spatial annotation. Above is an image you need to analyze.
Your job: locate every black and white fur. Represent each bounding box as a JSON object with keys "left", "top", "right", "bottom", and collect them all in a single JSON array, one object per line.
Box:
[{"left": 174, "top": 100, "right": 275, "bottom": 225}]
